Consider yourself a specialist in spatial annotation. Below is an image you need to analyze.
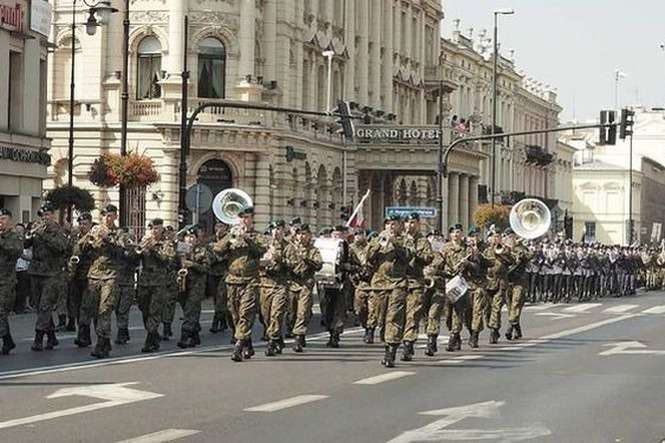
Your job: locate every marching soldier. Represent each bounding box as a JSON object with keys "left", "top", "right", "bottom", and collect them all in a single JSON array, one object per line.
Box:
[
  {"left": 259, "top": 220, "right": 289, "bottom": 356},
  {"left": 401, "top": 213, "right": 434, "bottom": 361},
  {"left": 208, "top": 222, "right": 230, "bottom": 334},
  {"left": 422, "top": 230, "right": 446, "bottom": 356},
  {"left": 366, "top": 215, "right": 410, "bottom": 368},
  {"left": 115, "top": 227, "right": 138, "bottom": 345},
  {"left": 68, "top": 213, "right": 93, "bottom": 334},
  {"left": 484, "top": 229, "right": 514, "bottom": 344},
  {"left": 160, "top": 226, "right": 179, "bottom": 341},
  {"left": 504, "top": 231, "right": 533, "bottom": 340},
  {"left": 349, "top": 230, "right": 373, "bottom": 341},
  {"left": 0, "top": 209, "right": 23, "bottom": 355},
  {"left": 322, "top": 226, "right": 349, "bottom": 348},
  {"left": 79, "top": 204, "right": 135, "bottom": 358},
  {"left": 284, "top": 216, "right": 302, "bottom": 337},
  {"left": 285, "top": 224, "right": 323, "bottom": 352},
  {"left": 213, "top": 207, "right": 267, "bottom": 362},
  {"left": 176, "top": 225, "right": 211, "bottom": 348},
  {"left": 27, "top": 203, "right": 70, "bottom": 352},
  {"left": 137, "top": 218, "right": 176, "bottom": 353}
]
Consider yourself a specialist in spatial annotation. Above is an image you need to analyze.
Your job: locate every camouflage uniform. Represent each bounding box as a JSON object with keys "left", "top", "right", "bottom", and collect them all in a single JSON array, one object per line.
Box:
[
  {"left": 285, "top": 239, "right": 323, "bottom": 350},
  {"left": 259, "top": 237, "right": 289, "bottom": 355},
  {"left": 0, "top": 228, "right": 22, "bottom": 354},
  {"left": 484, "top": 245, "right": 514, "bottom": 343},
  {"left": 115, "top": 250, "right": 138, "bottom": 344},
  {"left": 28, "top": 223, "right": 70, "bottom": 351},
  {"left": 177, "top": 244, "right": 211, "bottom": 348},
  {"left": 421, "top": 250, "right": 446, "bottom": 355},
  {"left": 349, "top": 239, "right": 373, "bottom": 338},
  {"left": 207, "top": 239, "right": 229, "bottom": 333},
  {"left": 160, "top": 242, "right": 179, "bottom": 339},
  {"left": 213, "top": 228, "right": 266, "bottom": 361},
  {"left": 138, "top": 237, "right": 176, "bottom": 352},
  {"left": 402, "top": 231, "right": 434, "bottom": 359},
  {"left": 68, "top": 230, "right": 93, "bottom": 329},
  {"left": 366, "top": 233, "right": 410, "bottom": 367},
  {"left": 80, "top": 227, "right": 135, "bottom": 358},
  {"left": 505, "top": 242, "right": 533, "bottom": 340}
]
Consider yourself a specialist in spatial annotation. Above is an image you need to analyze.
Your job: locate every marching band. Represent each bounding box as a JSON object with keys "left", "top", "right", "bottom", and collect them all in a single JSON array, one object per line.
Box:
[{"left": 0, "top": 194, "right": 662, "bottom": 369}]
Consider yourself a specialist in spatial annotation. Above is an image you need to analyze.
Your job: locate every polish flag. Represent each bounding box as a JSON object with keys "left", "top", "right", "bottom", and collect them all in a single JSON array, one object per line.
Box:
[{"left": 345, "top": 189, "right": 371, "bottom": 229}]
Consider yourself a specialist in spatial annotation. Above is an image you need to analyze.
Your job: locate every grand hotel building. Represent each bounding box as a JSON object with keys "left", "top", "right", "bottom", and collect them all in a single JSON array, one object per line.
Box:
[{"left": 46, "top": 0, "right": 564, "bottom": 234}]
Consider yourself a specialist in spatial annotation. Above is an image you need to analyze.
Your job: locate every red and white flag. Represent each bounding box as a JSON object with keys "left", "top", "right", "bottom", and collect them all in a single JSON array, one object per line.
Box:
[{"left": 345, "top": 189, "right": 371, "bottom": 229}]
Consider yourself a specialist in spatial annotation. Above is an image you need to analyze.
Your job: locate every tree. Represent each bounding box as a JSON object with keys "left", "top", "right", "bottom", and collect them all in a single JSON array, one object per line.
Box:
[{"left": 473, "top": 204, "right": 510, "bottom": 231}]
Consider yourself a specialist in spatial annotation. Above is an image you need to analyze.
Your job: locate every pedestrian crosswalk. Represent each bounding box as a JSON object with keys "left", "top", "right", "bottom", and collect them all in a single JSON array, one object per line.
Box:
[{"left": 524, "top": 303, "right": 665, "bottom": 316}]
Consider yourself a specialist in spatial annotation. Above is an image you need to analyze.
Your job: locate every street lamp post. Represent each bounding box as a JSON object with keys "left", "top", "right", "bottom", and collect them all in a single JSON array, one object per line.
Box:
[
  {"left": 66, "top": 0, "right": 117, "bottom": 222},
  {"left": 490, "top": 8, "right": 514, "bottom": 207}
]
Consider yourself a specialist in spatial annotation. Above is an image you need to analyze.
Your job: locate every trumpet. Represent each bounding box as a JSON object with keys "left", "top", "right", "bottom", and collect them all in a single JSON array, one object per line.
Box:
[
  {"left": 177, "top": 268, "right": 188, "bottom": 292},
  {"left": 25, "top": 219, "right": 47, "bottom": 240},
  {"left": 136, "top": 230, "right": 157, "bottom": 254},
  {"left": 69, "top": 256, "right": 80, "bottom": 266}
]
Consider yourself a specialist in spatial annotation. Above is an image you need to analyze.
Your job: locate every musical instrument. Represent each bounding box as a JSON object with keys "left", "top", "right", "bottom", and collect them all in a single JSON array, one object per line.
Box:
[
  {"left": 25, "top": 219, "right": 47, "bottom": 240},
  {"left": 314, "top": 237, "right": 345, "bottom": 288},
  {"left": 657, "top": 240, "right": 665, "bottom": 266},
  {"left": 177, "top": 267, "right": 188, "bottom": 292},
  {"left": 136, "top": 229, "right": 157, "bottom": 254},
  {"left": 445, "top": 274, "right": 470, "bottom": 304},
  {"left": 212, "top": 188, "right": 253, "bottom": 225},
  {"left": 510, "top": 198, "right": 552, "bottom": 240}
]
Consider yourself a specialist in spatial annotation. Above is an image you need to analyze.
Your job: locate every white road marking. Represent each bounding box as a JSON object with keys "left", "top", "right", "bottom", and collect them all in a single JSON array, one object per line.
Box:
[
  {"left": 353, "top": 371, "right": 415, "bottom": 385},
  {"left": 562, "top": 303, "right": 602, "bottom": 313},
  {"left": 388, "top": 400, "right": 551, "bottom": 443},
  {"left": 603, "top": 304, "right": 639, "bottom": 314},
  {"left": 117, "top": 429, "right": 200, "bottom": 443},
  {"left": 0, "top": 382, "right": 162, "bottom": 431},
  {"left": 524, "top": 304, "right": 559, "bottom": 311},
  {"left": 437, "top": 355, "right": 485, "bottom": 364},
  {"left": 535, "top": 312, "right": 576, "bottom": 320},
  {"left": 20, "top": 321, "right": 214, "bottom": 342},
  {"left": 642, "top": 305, "right": 665, "bottom": 314},
  {"left": 599, "top": 341, "right": 665, "bottom": 356},
  {"left": 0, "top": 327, "right": 365, "bottom": 381},
  {"left": 243, "top": 395, "right": 329, "bottom": 412}
]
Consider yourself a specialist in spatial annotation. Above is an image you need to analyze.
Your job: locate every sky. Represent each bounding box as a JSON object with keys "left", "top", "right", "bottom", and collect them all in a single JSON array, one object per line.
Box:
[{"left": 443, "top": 0, "right": 665, "bottom": 122}]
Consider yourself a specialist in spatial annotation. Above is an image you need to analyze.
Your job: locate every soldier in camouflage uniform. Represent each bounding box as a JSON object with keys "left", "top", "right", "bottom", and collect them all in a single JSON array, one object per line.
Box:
[
  {"left": 503, "top": 230, "right": 533, "bottom": 341},
  {"left": 0, "top": 209, "right": 23, "bottom": 355},
  {"left": 366, "top": 215, "right": 410, "bottom": 368},
  {"left": 208, "top": 222, "right": 229, "bottom": 334},
  {"left": 115, "top": 228, "right": 138, "bottom": 345},
  {"left": 349, "top": 230, "right": 373, "bottom": 342},
  {"left": 67, "top": 213, "right": 93, "bottom": 334},
  {"left": 285, "top": 224, "right": 323, "bottom": 352},
  {"left": 213, "top": 207, "right": 267, "bottom": 362},
  {"left": 137, "top": 218, "right": 176, "bottom": 353},
  {"left": 284, "top": 217, "right": 301, "bottom": 338},
  {"left": 176, "top": 226, "right": 211, "bottom": 348},
  {"left": 401, "top": 213, "right": 434, "bottom": 361},
  {"left": 421, "top": 230, "right": 446, "bottom": 356},
  {"left": 259, "top": 220, "right": 289, "bottom": 356},
  {"left": 321, "top": 226, "right": 349, "bottom": 348},
  {"left": 160, "top": 226, "right": 179, "bottom": 341},
  {"left": 484, "top": 229, "right": 515, "bottom": 344},
  {"left": 28, "top": 203, "right": 70, "bottom": 352},
  {"left": 80, "top": 205, "right": 135, "bottom": 358}
]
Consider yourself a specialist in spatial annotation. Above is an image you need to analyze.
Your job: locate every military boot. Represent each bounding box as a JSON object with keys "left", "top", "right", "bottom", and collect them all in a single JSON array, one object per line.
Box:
[
  {"left": 91, "top": 338, "right": 110, "bottom": 359},
  {"left": 470, "top": 330, "right": 479, "bottom": 348},
  {"left": 177, "top": 330, "right": 193, "bottom": 349},
  {"left": 55, "top": 314, "right": 67, "bottom": 332},
  {"left": 231, "top": 340, "right": 243, "bottom": 362},
  {"left": 265, "top": 339, "right": 277, "bottom": 357},
  {"left": 2, "top": 332, "right": 16, "bottom": 355},
  {"left": 513, "top": 323, "right": 523, "bottom": 340},
  {"left": 209, "top": 316, "right": 221, "bottom": 334},
  {"left": 31, "top": 330, "right": 44, "bottom": 351},
  {"left": 65, "top": 317, "right": 77, "bottom": 332},
  {"left": 45, "top": 330, "right": 59, "bottom": 350},
  {"left": 505, "top": 325, "right": 514, "bottom": 341},
  {"left": 489, "top": 328, "right": 500, "bottom": 344},
  {"left": 400, "top": 341, "right": 414, "bottom": 361},
  {"left": 455, "top": 334, "right": 462, "bottom": 351},
  {"left": 364, "top": 327, "right": 375, "bottom": 344},
  {"left": 381, "top": 344, "right": 398, "bottom": 368},
  {"left": 326, "top": 332, "right": 340, "bottom": 348},
  {"left": 276, "top": 336, "right": 285, "bottom": 354},
  {"left": 141, "top": 332, "right": 157, "bottom": 353},
  {"left": 424, "top": 335, "right": 437, "bottom": 357},
  {"left": 115, "top": 328, "right": 130, "bottom": 345},
  {"left": 161, "top": 322, "right": 173, "bottom": 341},
  {"left": 74, "top": 324, "right": 91, "bottom": 348},
  {"left": 446, "top": 333, "right": 459, "bottom": 352},
  {"left": 292, "top": 335, "right": 304, "bottom": 353},
  {"left": 243, "top": 337, "right": 255, "bottom": 359}
]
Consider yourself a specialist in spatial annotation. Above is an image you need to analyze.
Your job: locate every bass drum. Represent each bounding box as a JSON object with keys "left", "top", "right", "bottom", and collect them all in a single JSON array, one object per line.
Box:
[{"left": 313, "top": 237, "right": 344, "bottom": 288}]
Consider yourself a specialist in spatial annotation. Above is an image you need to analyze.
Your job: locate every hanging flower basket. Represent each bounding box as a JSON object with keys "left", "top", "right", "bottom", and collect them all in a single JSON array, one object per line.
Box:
[
  {"left": 88, "top": 153, "right": 159, "bottom": 188},
  {"left": 45, "top": 185, "right": 96, "bottom": 212}
]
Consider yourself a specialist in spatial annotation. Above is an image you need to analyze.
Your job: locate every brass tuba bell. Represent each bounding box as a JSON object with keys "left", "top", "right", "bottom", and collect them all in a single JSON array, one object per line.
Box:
[
  {"left": 212, "top": 188, "right": 254, "bottom": 225},
  {"left": 509, "top": 198, "right": 552, "bottom": 240}
]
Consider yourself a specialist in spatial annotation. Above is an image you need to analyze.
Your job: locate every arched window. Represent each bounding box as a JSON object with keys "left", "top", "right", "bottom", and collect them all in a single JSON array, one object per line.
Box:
[
  {"left": 137, "top": 36, "right": 162, "bottom": 99},
  {"left": 198, "top": 37, "right": 226, "bottom": 99}
]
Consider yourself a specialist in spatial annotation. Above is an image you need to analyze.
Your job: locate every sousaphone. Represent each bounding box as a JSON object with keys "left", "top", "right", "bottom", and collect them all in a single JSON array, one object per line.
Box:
[
  {"left": 509, "top": 198, "right": 551, "bottom": 240},
  {"left": 212, "top": 188, "right": 253, "bottom": 225}
]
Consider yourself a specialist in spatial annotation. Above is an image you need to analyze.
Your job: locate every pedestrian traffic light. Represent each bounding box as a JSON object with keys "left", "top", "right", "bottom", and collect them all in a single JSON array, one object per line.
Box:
[
  {"left": 336, "top": 100, "right": 355, "bottom": 140},
  {"left": 599, "top": 110, "right": 616, "bottom": 145},
  {"left": 620, "top": 108, "right": 635, "bottom": 139}
]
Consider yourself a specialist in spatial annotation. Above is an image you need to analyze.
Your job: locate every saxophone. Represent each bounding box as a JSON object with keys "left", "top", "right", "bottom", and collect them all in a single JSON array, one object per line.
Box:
[{"left": 176, "top": 242, "right": 193, "bottom": 292}]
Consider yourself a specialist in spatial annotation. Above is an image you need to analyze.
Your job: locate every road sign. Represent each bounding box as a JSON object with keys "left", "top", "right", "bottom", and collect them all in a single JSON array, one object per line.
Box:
[
  {"left": 385, "top": 206, "right": 437, "bottom": 219},
  {"left": 185, "top": 183, "right": 213, "bottom": 215}
]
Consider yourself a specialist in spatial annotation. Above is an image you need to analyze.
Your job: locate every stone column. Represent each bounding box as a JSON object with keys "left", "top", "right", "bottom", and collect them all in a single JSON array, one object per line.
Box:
[
  {"left": 254, "top": 153, "right": 272, "bottom": 230},
  {"left": 343, "top": 0, "right": 356, "bottom": 99},
  {"left": 167, "top": 1, "right": 186, "bottom": 75},
  {"left": 263, "top": 0, "right": 277, "bottom": 83},
  {"left": 459, "top": 174, "right": 469, "bottom": 229},
  {"left": 370, "top": 0, "right": 382, "bottom": 109},
  {"left": 238, "top": 0, "right": 256, "bottom": 81},
  {"left": 469, "top": 176, "right": 479, "bottom": 227},
  {"left": 447, "top": 173, "right": 459, "bottom": 226},
  {"left": 357, "top": 0, "right": 369, "bottom": 105},
  {"left": 382, "top": 0, "right": 393, "bottom": 113}
]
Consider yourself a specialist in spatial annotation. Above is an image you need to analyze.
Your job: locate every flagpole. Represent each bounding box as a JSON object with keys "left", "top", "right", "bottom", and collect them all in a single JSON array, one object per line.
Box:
[{"left": 345, "top": 189, "right": 371, "bottom": 227}]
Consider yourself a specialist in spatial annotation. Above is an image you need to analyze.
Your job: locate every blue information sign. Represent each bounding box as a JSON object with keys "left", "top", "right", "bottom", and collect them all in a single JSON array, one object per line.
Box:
[{"left": 385, "top": 207, "right": 438, "bottom": 219}]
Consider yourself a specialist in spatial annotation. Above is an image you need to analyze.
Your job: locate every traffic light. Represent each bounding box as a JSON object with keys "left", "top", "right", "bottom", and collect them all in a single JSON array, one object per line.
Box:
[
  {"left": 620, "top": 108, "right": 635, "bottom": 139},
  {"left": 340, "top": 205, "right": 351, "bottom": 221},
  {"left": 336, "top": 100, "right": 355, "bottom": 140},
  {"left": 598, "top": 110, "right": 616, "bottom": 145}
]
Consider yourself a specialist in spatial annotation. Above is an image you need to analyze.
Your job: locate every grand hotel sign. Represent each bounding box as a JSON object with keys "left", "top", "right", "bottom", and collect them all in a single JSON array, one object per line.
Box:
[{"left": 354, "top": 126, "right": 442, "bottom": 144}]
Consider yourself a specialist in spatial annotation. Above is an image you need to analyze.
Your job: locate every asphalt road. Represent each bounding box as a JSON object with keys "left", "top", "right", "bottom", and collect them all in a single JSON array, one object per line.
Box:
[{"left": 1, "top": 292, "right": 665, "bottom": 443}]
